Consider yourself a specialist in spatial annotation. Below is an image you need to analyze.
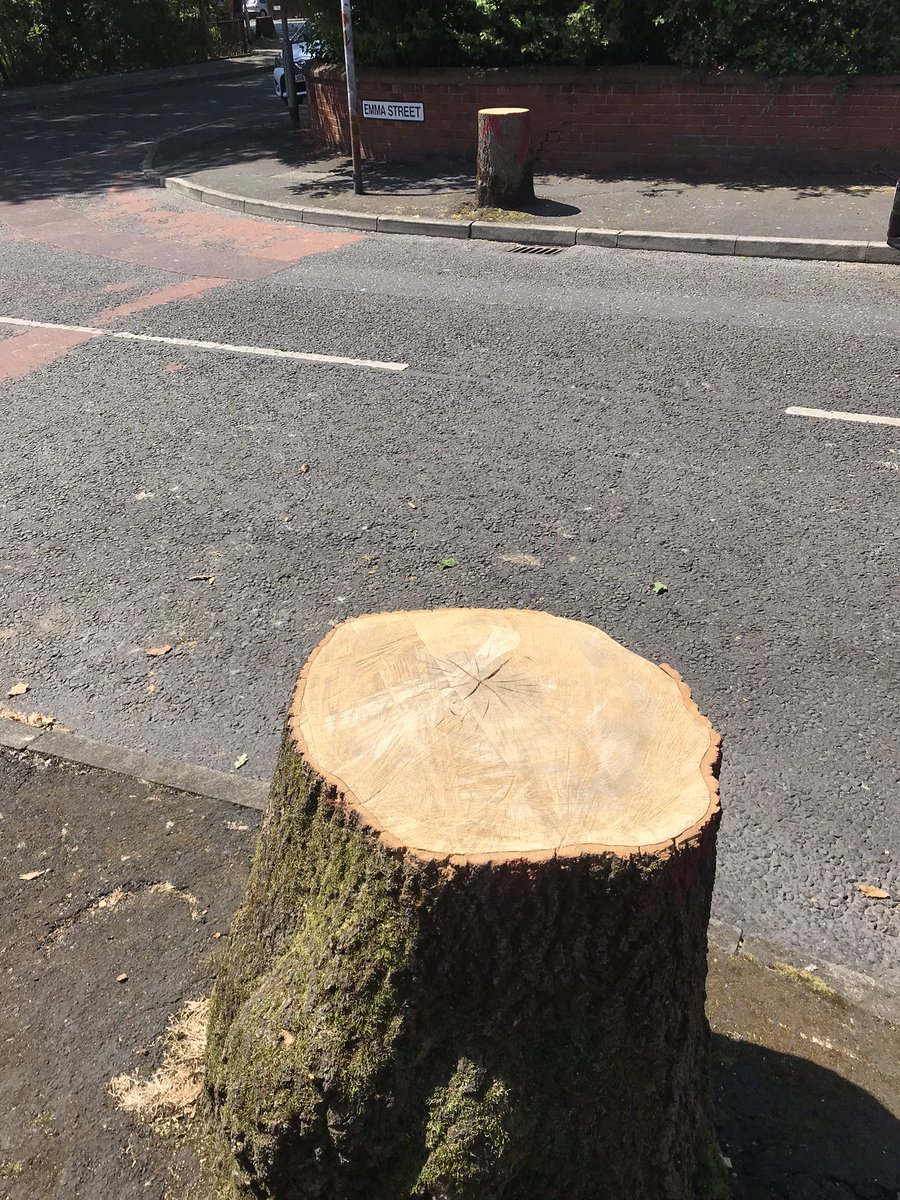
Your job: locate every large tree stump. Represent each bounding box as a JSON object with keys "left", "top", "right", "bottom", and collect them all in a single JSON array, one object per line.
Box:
[
  {"left": 206, "top": 608, "right": 728, "bottom": 1200},
  {"left": 475, "top": 107, "right": 535, "bottom": 210}
]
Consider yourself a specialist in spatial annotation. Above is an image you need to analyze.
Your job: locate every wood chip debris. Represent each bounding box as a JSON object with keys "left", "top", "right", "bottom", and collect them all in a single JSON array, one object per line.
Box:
[
  {"left": 6, "top": 681, "right": 28, "bottom": 698},
  {"left": 858, "top": 883, "right": 891, "bottom": 900},
  {"left": 19, "top": 869, "right": 48, "bottom": 881},
  {"left": 0, "top": 704, "right": 68, "bottom": 731},
  {"left": 145, "top": 645, "right": 173, "bottom": 657}
]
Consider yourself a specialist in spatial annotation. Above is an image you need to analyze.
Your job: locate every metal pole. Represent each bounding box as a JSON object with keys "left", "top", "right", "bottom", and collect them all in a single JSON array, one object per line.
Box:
[
  {"left": 340, "top": 0, "right": 364, "bottom": 194},
  {"left": 275, "top": 3, "right": 300, "bottom": 130}
]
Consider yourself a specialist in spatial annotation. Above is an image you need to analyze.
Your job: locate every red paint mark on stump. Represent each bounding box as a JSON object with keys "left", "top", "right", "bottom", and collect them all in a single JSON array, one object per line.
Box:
[
  {"left": 95, "top": 276, "right": 228, "bottom": 325},
  {"left": 0, "top": 327, "right": 95, "bottom": 381}
]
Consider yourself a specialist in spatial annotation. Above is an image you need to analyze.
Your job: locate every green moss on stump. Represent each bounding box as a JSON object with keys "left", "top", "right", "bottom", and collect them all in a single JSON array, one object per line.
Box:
[
  {"left": 414, "top": 1058, "right": 511, "bottom": 1198},
  {"left": 205, "top": 737, "right": 728, "bottom": 1200}
]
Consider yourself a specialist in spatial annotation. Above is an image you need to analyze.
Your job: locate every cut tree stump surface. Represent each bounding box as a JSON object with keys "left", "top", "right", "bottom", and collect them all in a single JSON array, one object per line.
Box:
[
  {"left": 290, "top": 607, "right": 718, "bottom": 860},
  {"left": 208, "top": 608, "right": 727, "bottom": 1199}
]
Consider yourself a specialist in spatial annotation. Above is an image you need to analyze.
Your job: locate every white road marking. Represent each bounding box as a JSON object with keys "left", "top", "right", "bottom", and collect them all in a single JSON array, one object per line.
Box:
[
  {"left": 0, "top": 316, "right": 100, "bottom": 335},
  {"left": 786, "top": 405, "right": 900, "bottom": 429},
  {"left": 0, "top": 316, "right": 408, "bottom": 373}
]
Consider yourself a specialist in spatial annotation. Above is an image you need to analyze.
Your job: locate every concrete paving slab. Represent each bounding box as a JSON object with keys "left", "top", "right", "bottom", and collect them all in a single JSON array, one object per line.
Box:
[
  {"left": 735, "top": 236, "right": 868, "bottom": 262},
  {"left": 866, "top": 241, "right": 900, "bottom": 264},
  {"left": 377, "top": 214, "right": 471, "bottom": 239},
  {"left": 470, "top": 222, "right": 576, "bottom": 245},
  {"left": 575, "top": 228, "right": 619, "bottom": 248},
  {"left": 618, "top": 231, "right": 737, "bottom": 254},
  {"left": 199, "top": 187, "right": 246, "bottom": 214},
  {"left": 302, "top": 206, "right": 378, "bottom": 231}
]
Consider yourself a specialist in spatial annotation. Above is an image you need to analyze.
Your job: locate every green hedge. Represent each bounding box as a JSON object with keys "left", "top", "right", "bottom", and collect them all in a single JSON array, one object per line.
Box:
[
  {"left": 0, "top": 0, "right": 234, "bottom": 86},
  {"left": 302, "top": 0, "right": 900, "bottom": 75}
]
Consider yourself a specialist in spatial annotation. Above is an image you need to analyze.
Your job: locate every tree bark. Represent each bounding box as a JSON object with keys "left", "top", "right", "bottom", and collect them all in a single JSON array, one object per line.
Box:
[
  {"left": 475, "top": 108, "right": 535, "bottom": 210},
  {"left": 205, "top": 609, "right": 728, "bottom": 1200}
]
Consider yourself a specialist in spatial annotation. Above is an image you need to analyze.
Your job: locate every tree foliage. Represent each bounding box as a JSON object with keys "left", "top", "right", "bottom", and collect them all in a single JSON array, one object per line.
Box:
[
  {"left": 0, "top": 0, "right": 238, "bottom": 87},
  {"left": 302, "top": 0, "right": 900, "bottom": 75}
]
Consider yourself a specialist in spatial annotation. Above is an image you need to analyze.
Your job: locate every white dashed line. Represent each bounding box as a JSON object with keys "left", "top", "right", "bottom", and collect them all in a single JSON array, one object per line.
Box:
[
  {"left": 786, "top": 405, "right": 900, "bottom": 429},
  {"left": 0, "top": 316, "right": 408, "bottom": 373}
]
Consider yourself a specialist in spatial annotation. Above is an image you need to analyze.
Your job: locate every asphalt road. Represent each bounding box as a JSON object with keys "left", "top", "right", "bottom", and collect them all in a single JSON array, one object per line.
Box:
[{"left": 1, "top": 76, "right": 898, "bottom": 987}]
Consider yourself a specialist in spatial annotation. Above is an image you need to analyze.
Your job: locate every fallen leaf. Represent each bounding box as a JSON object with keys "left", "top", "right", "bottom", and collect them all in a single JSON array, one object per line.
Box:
[
  {"left": 188, "top": 575, "right": 215, "bottom": 585},
  {"left": 116, "top": 973, "right": 128, "bottom": 983},
  {"left": 19, "top": 869, "right": 48, "bottom": 881},
  {"left": 212, "top": 931, "right": 223, "bottom": 940},
  {"left": 145, "top": 645, "right": 172, "bottom": 657},
  {"left": 299, "top": 462, "right": 310, "bottom": 475},
  {"left": 652, "top": 581, "right": 668, "bottom": 595},
  {"left": 278, "top": 1029, "right": 295, "bottom": 1047},
  {"left": 0, "top": 630, "right": 14, "bottom": 640},
  {"left": 439, "top": 557, "right": 458, "bottom": 570},
  {"left": 859, "top": 883, "right": 890, "bottom": 899},
  {"left": 233, "top": 753, "right": 248, "bottom": 771},
  {"left": 7, "top": 681, "right": 28, "bottom": 698}
]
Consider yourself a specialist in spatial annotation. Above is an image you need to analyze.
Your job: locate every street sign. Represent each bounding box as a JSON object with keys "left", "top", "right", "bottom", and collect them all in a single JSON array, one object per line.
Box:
[{"left": 362, "top": 100, "right": 424, "bottom": 122}]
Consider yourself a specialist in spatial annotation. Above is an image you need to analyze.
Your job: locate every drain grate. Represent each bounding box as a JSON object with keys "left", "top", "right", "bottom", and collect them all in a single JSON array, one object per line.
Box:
[{"left": 507, "top": 243, "right": 565, "bottom": 256}]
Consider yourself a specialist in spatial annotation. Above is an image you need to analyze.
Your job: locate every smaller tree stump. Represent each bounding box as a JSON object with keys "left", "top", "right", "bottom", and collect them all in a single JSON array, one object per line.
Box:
[{"left": 475, "top": 107, "right": 535, "bottom": 210}]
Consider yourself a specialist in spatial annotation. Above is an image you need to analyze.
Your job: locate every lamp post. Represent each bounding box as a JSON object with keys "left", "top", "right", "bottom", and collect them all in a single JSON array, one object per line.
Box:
[{"left": 340, "top": 0, "right": 363, "bottom": 194}]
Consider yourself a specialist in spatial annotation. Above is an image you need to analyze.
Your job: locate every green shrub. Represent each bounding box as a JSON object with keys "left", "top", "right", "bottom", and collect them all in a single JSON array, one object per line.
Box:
[
  {"left": 300, "top": 0, "right": 900, "bottom": 76},
  {"left": 655, "top": 0, "right": 900, "bottom": 76},
  {"left": 0, "top": 0, "right": 216, "bottom": 86}
]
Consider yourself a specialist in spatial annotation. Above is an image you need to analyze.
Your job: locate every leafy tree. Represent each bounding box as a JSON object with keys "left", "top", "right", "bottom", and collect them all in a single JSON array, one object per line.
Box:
[{"left": 301, "top": 0, "right": 900, "bottom": 76}]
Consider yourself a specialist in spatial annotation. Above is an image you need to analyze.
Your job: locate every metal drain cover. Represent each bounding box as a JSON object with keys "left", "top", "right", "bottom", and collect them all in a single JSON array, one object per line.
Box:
[{"left": 507, "top": 243, "right": 565, "bottom": 256}]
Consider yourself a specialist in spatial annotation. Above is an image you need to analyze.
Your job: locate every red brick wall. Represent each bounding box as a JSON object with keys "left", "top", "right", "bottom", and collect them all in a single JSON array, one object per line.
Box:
[{"left": 307, "top": 65, "right": 900, "bottom": 175}]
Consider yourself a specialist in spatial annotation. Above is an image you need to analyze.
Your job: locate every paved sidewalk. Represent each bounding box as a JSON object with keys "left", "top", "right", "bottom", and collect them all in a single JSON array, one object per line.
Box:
[
  {"left": 154, "top": 122, "right": 897, "bottom": 244},
  {"left": 1, "top": 738, "right": 898, "bottom": 1198}
]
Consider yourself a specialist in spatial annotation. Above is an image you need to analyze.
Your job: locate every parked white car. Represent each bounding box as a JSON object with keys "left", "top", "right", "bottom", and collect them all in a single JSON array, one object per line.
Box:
[{"left": 273, "top": 27, "right": 312, "bottom": 103}]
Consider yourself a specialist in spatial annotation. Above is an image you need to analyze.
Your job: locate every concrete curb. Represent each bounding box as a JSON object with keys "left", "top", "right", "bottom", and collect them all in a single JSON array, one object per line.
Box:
[
  {"left": 143, "top": 136, "right": 900, "bottom": 266},
  {"left": 2, "top": 714, "right": 897, "bottom": 1023},
  {"left": 0, "top": 717, "right": 267, "bottom": 812},
  {"left": 0, "top": 54, "right": 273, "bottom": 113}
]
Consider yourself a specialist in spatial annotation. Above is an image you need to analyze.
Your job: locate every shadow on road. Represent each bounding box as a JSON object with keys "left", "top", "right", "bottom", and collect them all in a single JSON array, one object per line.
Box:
[{"left": 0, "top": 77, "right": 270, "bottom": 206}]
